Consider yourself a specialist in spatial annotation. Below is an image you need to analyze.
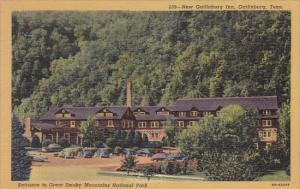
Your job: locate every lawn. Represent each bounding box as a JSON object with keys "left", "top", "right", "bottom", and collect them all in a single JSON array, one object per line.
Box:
[{"left": 256, "top": 170, "right": 290, "bottom": 181}]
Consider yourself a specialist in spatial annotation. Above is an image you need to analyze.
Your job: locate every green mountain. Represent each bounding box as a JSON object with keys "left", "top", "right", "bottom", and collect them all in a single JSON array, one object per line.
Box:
[{"left": 12, "top": 11, "right": 290, "bottom": 121}]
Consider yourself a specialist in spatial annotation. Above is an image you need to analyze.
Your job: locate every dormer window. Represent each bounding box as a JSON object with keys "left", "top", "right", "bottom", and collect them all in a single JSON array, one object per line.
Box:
[
  {"left": 97, "top": 109, "right": 114, "bottom": 117},
  {"left": 262, "top": 110, "right": 271, "bottom": 116},
  {"left": 157, "top": 108, "right": 170, "bottom": 116},
  {"left": 55, "top": 109, "right": 73, "bottom": 118},
  {"left": 190, "top": 111, "right": 198, "bottom": 117},
  {"left": 203, "top": 112, "right": 211, "bottom": 116}
]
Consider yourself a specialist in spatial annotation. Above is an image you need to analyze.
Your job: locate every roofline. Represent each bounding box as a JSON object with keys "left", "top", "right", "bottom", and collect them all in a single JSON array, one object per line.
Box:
[{"left": 177, "top": 96, "right": 277, "bottom": 101}]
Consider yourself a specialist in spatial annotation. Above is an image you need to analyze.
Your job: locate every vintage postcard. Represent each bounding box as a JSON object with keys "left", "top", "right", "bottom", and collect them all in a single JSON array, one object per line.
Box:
[{"left": 0, "top": 0, "right": 299, "bottom": 189}]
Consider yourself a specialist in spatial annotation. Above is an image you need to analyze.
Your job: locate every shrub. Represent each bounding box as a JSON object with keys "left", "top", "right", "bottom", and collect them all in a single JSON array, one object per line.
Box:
[
  {"left": 30, "top": 134, "right": 41, "bottom": 148},
  {"left": 82, "top": 139, "right": 91, "bottom": 147},
  {"left": 141, "top": 165, "right": 154, "bottom": 181},
  {"left": 173, "top": 162, "right": 181, "bottom": 175},
  {"left": 94, "top": 141, "right": 103, "bottom": 148},
  {"left": 11, "top": 115, "right": 32, "bottom": 180},
  {"left": 42, "top": 139, "right": 53, "bottom": 147},
  {"left": 105, "top": 137, "right": 116, "bottom": 148},
  {"left": 114, "top": 146, "right": 123, "bottom": 154},
  {"left": 161, "top": 160, "right": 175, "bottom": 175},
  {"left": 121, "top": 155, "right": 138, "bottom": 175},
  {"left": 58, "top": 137, "right": 70, "bottom": 148},
  {"left": 286, "top": 164, "right": 290, "bottom": 176},
  {"left": 132, "top": 147, "right": 139, "bottom": 152}
]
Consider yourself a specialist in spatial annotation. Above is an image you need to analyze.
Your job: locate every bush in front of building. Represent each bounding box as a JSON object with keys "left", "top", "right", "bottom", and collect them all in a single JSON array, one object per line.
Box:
[
  {"left": 94, "top": 140, "right": 103, "bottom": 148},
  {"left": 58, "top": 137, "right": 70, "bottom": 148},
  {"left": 42, "top": 139, "right": 53, "bottom": 147},
  {"left": 114, "top": 146, "right": 123, "bottom": 155},
  {"left": 105, "top": 137, "right": 117, "bottom": 148},
  {"left": 30, "top": 134, "right": 41, "bottom": 148}
]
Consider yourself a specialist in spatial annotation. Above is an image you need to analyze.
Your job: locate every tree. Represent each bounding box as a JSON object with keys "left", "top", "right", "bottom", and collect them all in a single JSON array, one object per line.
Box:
[
  {"left": 58, "top": 137, "right": 70, "bottom": 148},
  {"left": 11, "top": 114, "right": 32, "bottom": 180},
  {"left": 133, "top": 131, "right": 143, "bottom": 147},
  {"left": 105, "top": 137, "right": 117, "bottom": 148},
  {"left": 30, "top": 134, "right": 41, "bottom": 148},
  {"left": 270, "top": 102, "right": 290, "bottom": 167},
  {"left": 177, "top": 105, "right": 262, "bottom": 181},
  {"left": 79, "top": 116, "right": 102, "bottom": 147},
  {"left": 121, "top": 155, "right": 138, "bottom": 175},
  {"left": 142, "top": 133, "right": 149, "bottom": 147},
  {"left": 125, "top": 129, "right": 135, "bottom": 147},
  {"left": 163, "top": 118, "right": 181, "bottom": 147}
]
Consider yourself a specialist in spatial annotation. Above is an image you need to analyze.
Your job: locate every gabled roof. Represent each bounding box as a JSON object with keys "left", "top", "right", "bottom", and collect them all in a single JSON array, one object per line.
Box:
[
  {"left": 132, "top": 106, "right": 173, "bottom": 121},
  {"left": 39, "top": 106, "right": 130, "bottom": 120},
  {"left": 173, "top": 96, "right": 278, "bottom": 111}
]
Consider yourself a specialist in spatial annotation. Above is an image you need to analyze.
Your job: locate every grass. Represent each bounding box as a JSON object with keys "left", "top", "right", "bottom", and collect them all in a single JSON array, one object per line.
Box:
[{"left": 257, "top": 170, "right": 290, "bottom": 181}]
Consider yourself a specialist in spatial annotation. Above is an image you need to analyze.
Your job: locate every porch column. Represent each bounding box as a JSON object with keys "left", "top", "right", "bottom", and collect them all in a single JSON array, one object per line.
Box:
[{"left": 56, "top": 132, "right": 59, "bottom": 143}]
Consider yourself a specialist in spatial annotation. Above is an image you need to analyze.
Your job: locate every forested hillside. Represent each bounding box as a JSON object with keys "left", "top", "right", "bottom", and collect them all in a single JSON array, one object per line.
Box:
[{"left": 12, "top": 11, "right": 290, "bottom": 121}]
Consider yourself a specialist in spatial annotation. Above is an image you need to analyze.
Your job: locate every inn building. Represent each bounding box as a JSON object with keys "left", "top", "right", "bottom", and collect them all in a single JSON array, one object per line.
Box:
[{"left": 24, "top": 81, "right": 279, "bottom": 149}]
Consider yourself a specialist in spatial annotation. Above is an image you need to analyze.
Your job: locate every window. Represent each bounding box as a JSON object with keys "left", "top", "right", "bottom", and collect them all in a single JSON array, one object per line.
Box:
[
  {"left": 203, "top": 112, "right": 211, "bottom": 116},
  {"left": 177, "top": 121, "right": 185, "bottom": 127},
  {"left": 150, "top": 121, "right": 159, "bottom": 128},
  {"left": 179, "top": 112, "right": 186, "bottom": 117},
  {"left": 45, "top": 134, "right": 53, "bottom": 141},
  {"left": 107, "top": 120, "right": 114, "bottom": 127},
  {"left": 254, "top": 143, "right": 259, "bottom": 150},
  {"left": 64, "top": 133, "right": 70, "bottom": 142},
  {"left": 134, "top": 112, "right": 146, "bottom": 116},
  {"left": 70, "top": 121, "right": 76, "bottom": 128},
  {"left": 106, "top": 113, "right": 113, "bottom": 117},
  {"left": 262, "top": 110, "right": 271, "bottom": 115},
  {"left": 262, "top": 120, "right": 272, "bottom": 127},
  {"left": 138, "top": 122, "right": 146, "bottom": 128},
  {"left": 266, "top": 143, "right": 272, "bottom": 150},
  {"left": 191, "top": 111, "right": 198, "bottom": 117},
  {"left": 263, "top": 131, "right": 272, "bottom": 138},
  {"left": 189, "top": 121, "right": 196, "bottom": 126},
  {"left": 122, "top": 121, "right": 126, "bottom": 128},
  {"left": 157, "top": 111, "right": 169, "bottom": 116},
  {"left": 97, "top": 112, "right": 104, "bottom": 117}
]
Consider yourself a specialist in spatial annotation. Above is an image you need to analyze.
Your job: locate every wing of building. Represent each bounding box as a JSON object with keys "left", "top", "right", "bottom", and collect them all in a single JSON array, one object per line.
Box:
[{"left": 24, "top": 96, "right": 278, "bottom": 150}]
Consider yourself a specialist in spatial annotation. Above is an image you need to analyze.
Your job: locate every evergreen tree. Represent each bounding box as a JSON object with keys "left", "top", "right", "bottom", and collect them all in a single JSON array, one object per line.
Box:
[{"left": 11, "top": 114, "right": 32, "bottom": 180}]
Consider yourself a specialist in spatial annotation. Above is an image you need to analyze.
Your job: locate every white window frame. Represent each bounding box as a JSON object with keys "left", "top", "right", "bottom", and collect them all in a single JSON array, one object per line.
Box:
[
  {"left": 107, "top": 120, "right": 114, "bottom": 127},
  {"left": 191, "top": 111, "right": 198, "bottom": 117},
  {"left": 177, "top": 121, "right": 185, "bottom": 127},
  {"left": 203, "top": 112, "right": 211, "bottom": 116},
  {"left": 179, "top": 112, "right": 186, "bottom": 117},
  {"left": 189, "top": 121, "right": 196, "bottom": 126},
  {"left": 70, "top": 121, "right": 76, "bottom": 128},
  {"left": 262, "top": 110, "right": 271, "bottom": 115},
  {"left": 262, "top": 120, "right": 272, "bottom": 127},
  {"left": 138, "top": 122, "right": 146, "bottom": 128}
]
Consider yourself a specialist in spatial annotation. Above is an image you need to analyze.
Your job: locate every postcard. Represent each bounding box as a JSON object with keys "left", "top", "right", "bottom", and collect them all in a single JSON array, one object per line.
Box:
[{"left": 0, "top": 0, "right": 299, "bottom": 189}]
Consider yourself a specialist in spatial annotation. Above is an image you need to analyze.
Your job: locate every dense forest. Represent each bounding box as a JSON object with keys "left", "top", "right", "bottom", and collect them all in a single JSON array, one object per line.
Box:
[{"left": 12, "top": 11, "right": 290, "bottom": 121}]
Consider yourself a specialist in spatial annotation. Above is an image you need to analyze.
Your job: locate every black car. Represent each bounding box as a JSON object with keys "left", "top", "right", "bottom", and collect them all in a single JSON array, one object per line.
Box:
[
  {"left": 167, "top": 153, "right": 187, "bottom": 161},
  {"left": 83, "top": 149, "right": 94, "bottom": 158}
]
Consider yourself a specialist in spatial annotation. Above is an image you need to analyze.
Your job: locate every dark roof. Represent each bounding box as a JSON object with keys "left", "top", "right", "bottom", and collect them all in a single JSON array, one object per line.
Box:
[
  {"left": 39, "top": 106, "right": 129, "bottom": 120},
  {"left": 133, "top": 106, "right": 174, "bottom": 121},
  {"left": 31, "top": 121, "right": 61, "bottom": 130},
  {"left": 136, "top": 115, "right": 175, "bottom": 121},
  {"left": 173, "top": 96, "right": 278, "bottom": 111}
]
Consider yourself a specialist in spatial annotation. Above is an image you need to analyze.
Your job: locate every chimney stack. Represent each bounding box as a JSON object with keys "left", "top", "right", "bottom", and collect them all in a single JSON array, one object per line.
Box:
[{"left": 126, "top": 80, "right": 132, "bottom": 107}]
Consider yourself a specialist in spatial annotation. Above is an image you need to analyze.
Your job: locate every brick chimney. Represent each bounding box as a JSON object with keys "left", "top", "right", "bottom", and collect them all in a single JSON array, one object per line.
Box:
[
  {"left": 24, "top": 117, "right": 32, "bottom": 139},
  {"left": 126, "top": 80, "right": 132, "bottom": 107}
]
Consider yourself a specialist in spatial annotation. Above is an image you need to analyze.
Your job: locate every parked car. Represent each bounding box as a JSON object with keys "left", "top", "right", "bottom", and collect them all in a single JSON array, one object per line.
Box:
[
  {"left": 41, "top": 144, "right": 63, "bottom": 152},
  {"left": 151, "top": 153, "right": 168, "bottom": 161},
  {"left": 83, "top": 149, "right": 95, "bottom": 158},
  {"left": 167, "top": 152, "right": 187, "bottom": 161},
  {"left": 94, "top": 148, "right": 110, "bottom": 158},
  {"left": 136, "top": 148, "right": 152, "bottom": 156},
  {"left": 123, "top": 148, "right": 135, "bottom": 157}
]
